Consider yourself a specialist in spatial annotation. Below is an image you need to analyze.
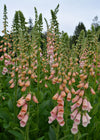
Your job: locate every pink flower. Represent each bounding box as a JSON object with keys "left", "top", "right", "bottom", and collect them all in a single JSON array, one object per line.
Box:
[
  {"left": 20, "top": 114, "right": 29, "bottom": 127},
  {"left": 3, "top": 47, "right": 7, "bottom": 52},
  {"left": 48, "top": 115, "right": 56, "bottom": 124},
  {"left": 50, "top": 106, "right": 58, "bottom": 117},
  {"left": 61, "top": 91, "right": 66, "bottom": 98},
  {"left": 75, "top": 89, "right": 80, "bottom": 95},
  {"left": 52, "top": 93, "right": 59, "bottom": 100},
  {"left": 0, "top": 56, "right": 4, "bottom": 61},
  {"left": 59, "top": 120, "right": 65, "bottom": 126},
  {"left": 85, "top": 113, "right": 91, "bottom": 124},
  {"left": 17, "top": 111, "right": 25, "bottom": 120},
  {"left": 21, "top": 103, "right": 28, "bottom": 113},
  {"left": 79, "top": 90, "right": 84, "bottom": 96},
  {"left": 82, "top": 98, "right": 88, "bottom": 110},
  {"left": 4, "top": 53, "right": 8, "bottom": 58},
  {"left": 87, "top": 101, "right": 93, "bottom": 112},
  {"left": 50, "top": 45, "right": 54, "bottom": 50},
  {"left": 25, "top": 93, "right": 31, "bottom": 101},
  {"left": 0, "top": 45, "right": 3, "bottom": 48},
  {"left": 76, "top": 97, "right": 82, "bottom": 107},
  {"left": 57, "top": 112, "right": 64, "bottom": 123},
  {"left": 72, "top": 95, "right": 79, "bottom": 103},
  {"left": 67, "top": 92, "right": 71, "bottom": 101},
  {"left": 45, "top": 84, "right": 48, "bottom": 88},
  {"left": 2, "top": 71, "right": 6, "bottom": 75},
  {"left": 74, "top": 112, "right": 81, "bottom": 125},
  {"left": 71, "top": 123, "right": 78, "bottom": 134},
  {"left": 3, "top": 67, "right": 8, "bottom": 73},
  {"left": 70, "top": 109, "right": 78, "bottom": 120},
  {"left": 40, "top": 52, "right": 42, "bottom": 57},
  {"left": 5, "top": 60, "right": 9, "bottom": 66},
  {"left": 56, "top": 115, "right": 64, "bottom": 123},
  {"left": 10, "top": 83, "right": 15, "bottom": 88},
  {"left": 90, "top": 88, "right": 96, "bottom": 95},
  {"left": 58, "top": 104, "right": 64, "bottom": 112},
  {"left": 48, "top": 49, "right": 53, "bottom": 55},
  {"left": 57, "top": 95, "right": 64, "bottom": 105},
  {"left": 84, "top": 83, "right": 88, "bottom": 89},
  {"left": 71, "top": 103, "right": 77, "bottom": 112},
  {"left": 17, "top": 97, "right": 26, "bottom": 107},
  {"left": 82, "top": 114, "right": 88, "bottom": 127},
  {"left": 32, "top": 95, "right": 39, "bottom": 103}
]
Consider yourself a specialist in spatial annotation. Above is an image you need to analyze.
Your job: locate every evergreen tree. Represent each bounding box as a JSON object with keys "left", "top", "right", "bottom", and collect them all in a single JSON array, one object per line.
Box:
[
  {"left": 91, "top": 16, "right": 100, "bottom": 41},
  {"left": 92, "top": 16, "right": 100, "bottom": 30},
  {"left": 28, "top": 18, "right": 33, "bottom": 33},
  {"left": 71, "top": 22, "right": 86, "bottom": 45}
]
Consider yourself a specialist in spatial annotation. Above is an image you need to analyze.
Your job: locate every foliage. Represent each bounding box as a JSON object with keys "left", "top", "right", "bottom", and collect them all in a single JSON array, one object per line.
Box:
[
  {"left": 0, "top": 4, "right": 100, "bottom": 140},
  {"left": 70, "top": 22, "right": 86, "bottom": 47}
]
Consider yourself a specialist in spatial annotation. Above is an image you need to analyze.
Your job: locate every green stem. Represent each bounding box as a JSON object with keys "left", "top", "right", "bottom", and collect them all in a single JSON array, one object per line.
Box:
[
  {"left": 56, "top": 124, "right": 59, "bottom": 140},
  {"left": 36, "top": 45, "right": 41, "bottom": 137},
  {"left": 37, "top": 49, "right": 40, "bottom": 98},
  {"left": 25, "top": 123, "right": 29, "bottom": 140},
  {"left": 64, "top": 100, "right": 68, "bottom": 137},
  {"left": 94, "top": 42, "right": 98, "bottom": 90},
  {"left": 14, "top": 71, "right": 18, "bottom": 123},
  {"left": 74, "top": 134, "right": 77, "bottom": 140}
]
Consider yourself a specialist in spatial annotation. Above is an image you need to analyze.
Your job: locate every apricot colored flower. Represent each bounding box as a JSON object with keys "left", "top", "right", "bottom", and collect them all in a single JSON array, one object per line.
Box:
[
  {"left": 17, "top": 97, "right": 26, "bottom": 107},
  {"left": 25, "top": 93, "right": 31, "bottom": 101},
  {"left": 32, "top": 95, "right": 39, "bottom": 103},
  {"left": 52, "top": 93, "right": 59, "bottom": 100},
  {"left": 67, "top": 92, "right": 71, "bottom": 101},
  {"left": 76, "top": 97, "right": 82, "bottom": 107},
  {"left": 21, "top": 103, "right": 28, "bottom": 113},
  {"left": 90, "top": 88, "right": 96, "bottom": 95},
  {"left": 17, "top": 111, "right": 25, "bottom": 120},
  {"left": 61, "top": 91, "right": 66, "bottom": 98},
  {"left": 72, "top": 95, "right": 79, "bottom": 103},
  {"left": 50, "top": 106, "right": 58, "bottom": 117}
]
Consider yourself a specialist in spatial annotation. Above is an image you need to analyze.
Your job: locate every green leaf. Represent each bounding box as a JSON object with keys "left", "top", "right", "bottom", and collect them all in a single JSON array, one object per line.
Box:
[
  {"left": 0, "top": 108, "right": 10, "bottom": 121},
  {"left": 0, "top": 132, "right": 9, "bottom": 140},
  {"left": 48, "top": 126, "right": 56, "bottom": 140},
  {"left": 37, "top": 136, "right": 45, "bottom": 140},
  {"left": 13, "top": 127, "right": 25, "bottom": 136},
  {"left": 59, "top": 135, "right": 73, "bottom": 140},
  {"left": 8, "top": 98, "right": 14, "bottom": 112},
  {"left": 8, "top": 130, "right": 24, "bottom": 140},
  {"left": 3, "top": 121, "right": 10, "bottom": 129},
  {"left": 39, "top": 100, "right": 51, "bottom": 112},
  {"left": 78, "top": 133, "right": 88, "bottom": 140}
]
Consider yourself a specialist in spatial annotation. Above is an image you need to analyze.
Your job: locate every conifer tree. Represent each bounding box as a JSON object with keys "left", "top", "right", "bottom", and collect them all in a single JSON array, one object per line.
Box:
[{"left": 71, "top": 22, "right": 86, "bottom": 45}]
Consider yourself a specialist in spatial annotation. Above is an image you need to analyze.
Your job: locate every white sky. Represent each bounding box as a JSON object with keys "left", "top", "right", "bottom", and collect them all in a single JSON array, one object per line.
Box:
[{"left": 0, "top": 0, "right": 100, "bottom": 36}]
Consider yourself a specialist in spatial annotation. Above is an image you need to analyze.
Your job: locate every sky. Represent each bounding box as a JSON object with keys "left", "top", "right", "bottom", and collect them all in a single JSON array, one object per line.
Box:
[{"left": 0, "top": 0, "right": 100, "bottom": 36}]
